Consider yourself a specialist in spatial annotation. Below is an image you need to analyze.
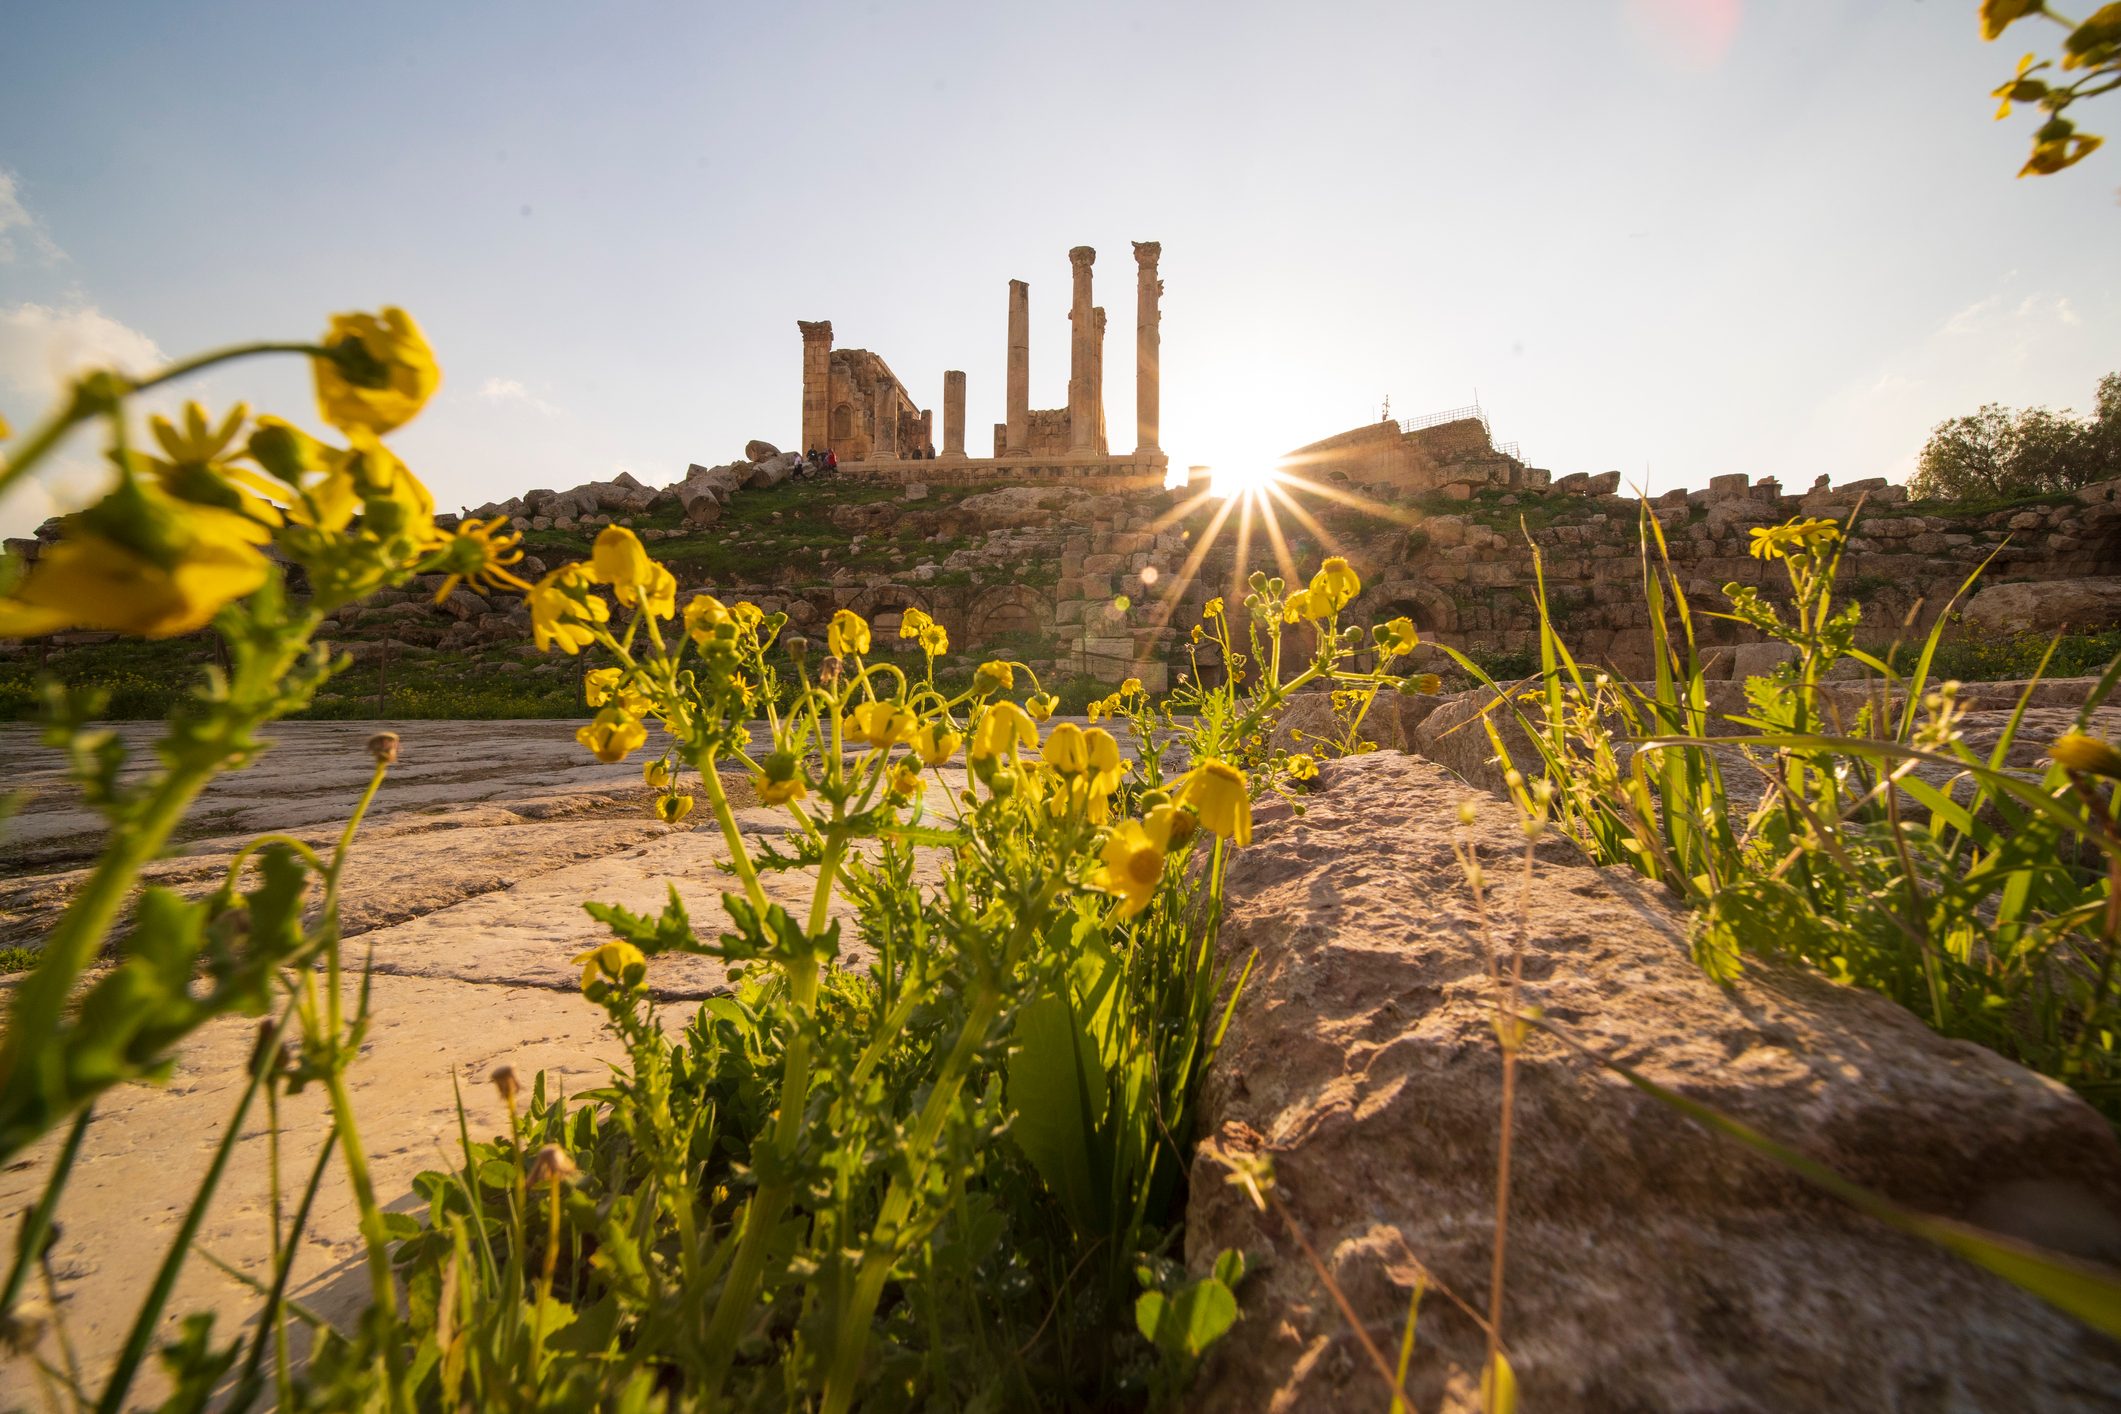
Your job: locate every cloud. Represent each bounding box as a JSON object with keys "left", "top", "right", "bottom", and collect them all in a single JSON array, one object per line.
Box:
[
  {"left": 0, "top": 303, "right": 166, "bottom": 536},
  {"left": 0, "top": 169, "right": 64, "bottom": 265},
  {"left": 478, "top": 374, "right": 562, "bottom": 417},
  {"left": 0, "top": 302, "right": 164, "bottom": 398}
]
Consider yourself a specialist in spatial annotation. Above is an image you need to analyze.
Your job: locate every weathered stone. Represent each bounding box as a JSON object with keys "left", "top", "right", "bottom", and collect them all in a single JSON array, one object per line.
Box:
[
  {"left": 1185, "top": 752, "right": 2121, "bottom": 1413},
  {"left": 1963, "top": 577, "right": 2121, "bottom": 637},
  {"left": 745, "top": 439, "right": 781, "bottom": 462}
]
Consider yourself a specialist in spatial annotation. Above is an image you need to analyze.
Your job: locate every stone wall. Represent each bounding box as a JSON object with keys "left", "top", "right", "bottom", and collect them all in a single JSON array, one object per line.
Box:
[{"left": 13, "top": 452, "right": 2121, "bottom": 703}]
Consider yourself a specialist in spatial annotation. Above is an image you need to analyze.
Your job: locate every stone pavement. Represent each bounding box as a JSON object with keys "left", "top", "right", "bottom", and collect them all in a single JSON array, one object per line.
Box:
[{"left": 0, "top": 718, "right": 952, "bottom": 1405}]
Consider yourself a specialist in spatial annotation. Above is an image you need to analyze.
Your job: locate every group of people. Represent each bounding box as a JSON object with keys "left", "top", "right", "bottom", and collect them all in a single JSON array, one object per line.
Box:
[{"left": 798, "top": 442, "right": 944, "bottom": 472}]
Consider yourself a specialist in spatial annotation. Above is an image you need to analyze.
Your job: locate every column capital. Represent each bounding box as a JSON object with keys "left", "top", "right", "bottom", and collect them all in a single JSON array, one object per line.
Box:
[
  {"left": 1069, "top": 245, "right": 1096, "bottom": 269},
  {"left": 797, "top": 319, "right": 832, "bottom": 343},
  {"left": 1132, "top": 240, "right": 1161, "bottom": 266}
]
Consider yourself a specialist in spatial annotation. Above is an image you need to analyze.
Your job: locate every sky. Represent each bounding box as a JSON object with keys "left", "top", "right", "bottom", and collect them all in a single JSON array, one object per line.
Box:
[{"left": 1, "top": 0, "right": 2115, "bottom": 536}]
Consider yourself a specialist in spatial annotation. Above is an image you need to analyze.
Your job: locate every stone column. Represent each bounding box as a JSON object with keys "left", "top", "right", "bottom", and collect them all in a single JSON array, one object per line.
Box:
[
  {"left": 919, "top": 408, "right": 934, "bottom": 457},
  {"left": 1132, "top": 241, "right": 1161, "bottom": 455},
  {"left": 1005, "top": 280, "right": 1030, "bottom": 456},
  {"left": 940, "top": 371, "right": 967, "bottom": 459},
  {"left": 1090, "top": 306, "right": 1107, "bottom": 455},
  {"left": 798, "top": 320, "right": 832, "bottom": 455},
  {"left": 871, "top": 382, "right": 897, "bottom": 462},
  {"left": 1067, "top": 246, "right": 1096, "bottom": 454}
]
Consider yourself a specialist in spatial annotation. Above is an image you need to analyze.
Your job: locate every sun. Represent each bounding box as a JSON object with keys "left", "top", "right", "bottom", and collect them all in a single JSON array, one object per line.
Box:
[{"left": 1206, "top": 463, "right": 1283, "bottom": 500}]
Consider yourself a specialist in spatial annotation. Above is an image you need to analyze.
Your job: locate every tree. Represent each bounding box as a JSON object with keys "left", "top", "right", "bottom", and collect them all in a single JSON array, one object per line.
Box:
[{"left": 1909, "top": 372, "right": 2120, "bottom": 501}]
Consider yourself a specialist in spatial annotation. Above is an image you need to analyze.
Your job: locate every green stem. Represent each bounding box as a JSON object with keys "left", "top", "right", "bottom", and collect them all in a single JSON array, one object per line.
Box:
[
  {"left": 0, "top": 1106, "right": 92, "bottom": 1317},
  {"left": 0, "top": 757, "right": 219, "bottom": 1162},
  {"left": 818, "top": 988, "right": 1003, "bottom": 1414},
  {"left": 95, "top": 1011, "right": 283, "bottom": 1414}
]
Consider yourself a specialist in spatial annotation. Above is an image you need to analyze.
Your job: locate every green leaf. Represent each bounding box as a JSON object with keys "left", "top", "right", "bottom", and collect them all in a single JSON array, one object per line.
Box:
[
  {"left": 1007, "top": 924, "right": 1120, "bottom": 1235},
  {"left": 1134, "top": 1274, "right": 1238, "bottom": 1358}
]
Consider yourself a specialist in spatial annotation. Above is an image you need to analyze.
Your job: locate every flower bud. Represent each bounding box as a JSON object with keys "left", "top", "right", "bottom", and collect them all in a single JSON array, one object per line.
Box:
[
  {"left": 491, "top": 1064, "right": 520, "bottom": 1104},
  {"left": 785, "top": 634, "right": 809, "bottom": 664},
  {"left": 366, "top": 731, "right": 400, "bottom": 766},
  {"left": 2052, "top": 732, "right": 2121, "bottom": 780},
  {"left": 818, "top": 656, "right": 842, "bottom": 687},
  {"left": 526, "top": 1144, "right": 578, "bottom": 1187}
]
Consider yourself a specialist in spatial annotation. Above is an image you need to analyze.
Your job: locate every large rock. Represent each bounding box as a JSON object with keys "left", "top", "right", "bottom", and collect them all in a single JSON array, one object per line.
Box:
[
  {"left": 744, "top": 452, "right": 803, "bottom": 490},
  {"left": 1185, "top": 752, "right": 2121, "bottom": 1412},
  {"left": 1963, "top": 577, "right": 2121, "bottom": 637},
  {"left": 954, "top": 486, "right": 1072, "bottom": 529},
  {"left": 744, "top": 439, "right": 781, "bottom": 462}
]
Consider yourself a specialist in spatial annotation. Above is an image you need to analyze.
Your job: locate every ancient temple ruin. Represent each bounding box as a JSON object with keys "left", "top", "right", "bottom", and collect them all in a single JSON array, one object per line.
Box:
[{"left": 798, "top": 242, "right": 1168, "bottom": 486}]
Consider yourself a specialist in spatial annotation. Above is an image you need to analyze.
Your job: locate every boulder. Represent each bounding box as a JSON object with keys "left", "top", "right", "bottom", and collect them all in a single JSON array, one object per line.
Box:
[
  {"left": 955, "top": 486, "right": 1071, "bottom": 529},
  {"left": 744, "top": 439, "right": 781, "bottom": 463},
  {"left": 1962, "top": 577, "right": 2121, "bottom": 637},
  {"left": 1185, "top": 752, "right": 2121, "bottom": 1412},
  {"left": 744, "top": 452, "right": 803, "bottom": 490},
  {"left": 1584, "top": 470, "right": 1622, "bottom": 495}
]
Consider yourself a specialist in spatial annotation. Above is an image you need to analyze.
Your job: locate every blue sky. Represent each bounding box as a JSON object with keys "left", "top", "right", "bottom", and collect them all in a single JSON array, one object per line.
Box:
[{"left": 1, "top": 0, "right": 2115, "bottom": 535}]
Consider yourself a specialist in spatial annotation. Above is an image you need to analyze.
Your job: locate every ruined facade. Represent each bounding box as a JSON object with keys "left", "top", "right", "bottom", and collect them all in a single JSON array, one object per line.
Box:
[
  {"left": 800, "top": 242, "right": 1167, "bottom": 482},
  {"left": 798, "top": 323, "right": 933, "bottom": 462},
  {"left": 1286, "top": 409, "right": 1550, "bottom": 499}
]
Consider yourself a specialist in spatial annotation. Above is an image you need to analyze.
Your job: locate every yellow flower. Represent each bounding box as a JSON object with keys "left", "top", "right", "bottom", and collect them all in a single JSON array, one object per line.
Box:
[
  {"left": 1203, "top": 597, "right": 1224, "bottom": 619},
  {"left": 1044, "top": 721, "right": 1089, "bottom": 774},
  {"left": 975, "top": 660, "right": 1015, "bottom": 694},
  {"left": 1026, "top": 693, "right": 1058, "bottom": 722},
  {"left": 342, "top": 429, "right": 437, "bottom": 543},
  {"left": 142, "top": 401, "right": 286, "bottom": 530},
  {"left": 899, "top": 605, "right": 934, "bottom": 640},
  {"left": 431, "top": 515, "right": 531, "bottom": 602},
  {"left": 846, "top": 699, "right": 917, "bottom": 751},
  {"left": 1748, "top": 517, "right": 1842, "bottom": 561},
  {"left": 1177, "top": 758, "right": 1252, "bottom": 845},
  {"left": 730, "top": 600, "right": 765, "bottom": 635},
  {"left": 246, "top": 417, "right": 358, "bottom": 531},
  {"left": 684, "top": 593, "right": 733, "bottom": 645},
  {"left": 2021, "top": 122, "right": 2103, "bottom": 177},
  {"left": 1308, "top": 557, "right": 1361, "bottom": 614},
  {"left": 591, "top": 525, "right": 670, "bottom": 616},
  {"left": 1120, "top": 677, "right": 1144, "bottom": 696},
  {"left": 644, "top": 758, "right": 675, "bottom": 789},
  {"left": 829, "top": 608, "right": 871, "bottom": 657},
  {"left": 313, "top": 307, "right": 440, "bottom": 435},
  {"left": 1281, "top": 588, "right": 1314, "bottom": 623},
  {"left": 970, "top": 700, "right": 1038, "bottom": 762},
  {"left": 0, "top": 478, "right": 270, "bottom": 639},
  {"left": 920, "top": 622, "right": 949, "bottom": 655},
  {"left": 1190, "top": 624, "right": 1205, "bottom": 643},
  {"left": 755, "top": 749, "right": 807, "bottom": 807},
  {"left": 655, "top": 793, "right": 695, "bottom": 824},
  {"left": 1090, "top": 806, "right": 1181, "bottom": 918},
  {"left": 1377, "top": 617, "right": 1420, "bottom": 656},
  {"left": 586, "top": 667, "right": 651, "bottom": 715},
  {"left": 914, "top": 722, "right": 962, "bottom": 766},
  {"left": 1085, "top": 726, "right": 1124, "bottom": 796},
  {"left": 887, "top": 762, "right": 924, "bottom": 802},
  {"left": 576, "top": 706, "right": 647, "bottom": 763},
  {"left": 571, "top": 940, "right": 647, "bottom": 998},
  {"left": 2052, "top": 732, "right": 2121, "bottom": 779},
  {"left": 1286, "top": 753, "right": 1318, "bottom": 781},
  {"left": 528, "top": 562, "right": 611, "bottom": 654}
]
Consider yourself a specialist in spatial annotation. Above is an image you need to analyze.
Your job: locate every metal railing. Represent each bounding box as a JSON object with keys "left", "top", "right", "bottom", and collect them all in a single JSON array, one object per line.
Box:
[{"left": 1399, "top": 402, "right": 1489, "bottom": 436}]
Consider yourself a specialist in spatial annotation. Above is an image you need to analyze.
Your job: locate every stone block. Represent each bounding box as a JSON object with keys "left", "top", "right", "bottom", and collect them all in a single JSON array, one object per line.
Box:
[
  {"left": 1707, "top": 472, "right": 1751, "bottom": 495},
  {"left": 1585, "top": 471, "right": 1623, "bottom": 495}
]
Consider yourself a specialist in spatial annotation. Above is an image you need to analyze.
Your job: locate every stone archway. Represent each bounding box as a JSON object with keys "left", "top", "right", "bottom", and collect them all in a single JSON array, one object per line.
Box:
[
  {"left": 1373, "top": 581, "right": 1459, "bottom": 636},
  {"left": 967, "top": 586, "right": 1050, "bottom": 649},
  {"left": 831, "top": 403, "right": 854, "bottom": 440},
  {"left": 847, "top": 584, "right": 937, "bottom": 652}
]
